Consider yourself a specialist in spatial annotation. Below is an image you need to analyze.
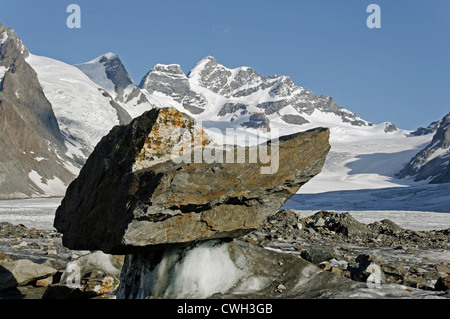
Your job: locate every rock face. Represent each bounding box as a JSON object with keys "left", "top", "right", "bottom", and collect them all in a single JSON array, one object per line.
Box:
[
  {"left": 0, "top": 23, "right": 78, "bottom": 199},
  {"left": 140, "top": 63, "right": 207, "bottom": 115},
  {"left": 410, "top": 119, "right": 440, "bottom": 136},
  {"left": 54, "top": 107, "right": 330, "bottom": 254},
  {"left": 398, "top": 112, "right": 450, "bottom": 183}
]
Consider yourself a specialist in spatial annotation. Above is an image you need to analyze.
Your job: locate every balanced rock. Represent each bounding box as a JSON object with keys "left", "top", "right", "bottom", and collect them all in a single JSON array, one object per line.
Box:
[{"left": 54, "top": 107, "right": 330, "bottom": 253}]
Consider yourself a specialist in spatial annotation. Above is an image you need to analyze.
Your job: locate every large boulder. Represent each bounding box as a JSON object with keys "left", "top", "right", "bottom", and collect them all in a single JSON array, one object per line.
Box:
[{"left": 54, "top": 107, "right": 330, "bottom": 254}]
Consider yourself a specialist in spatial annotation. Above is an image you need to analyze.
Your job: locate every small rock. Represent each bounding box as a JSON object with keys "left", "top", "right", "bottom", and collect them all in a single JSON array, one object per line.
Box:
[
  {"left": 314, "top": 218, "right": 326, "bottom": 228},
  {"left": 36, "top": 276, "right": 53, "bottom": 287},
  {"left": 423, "top": 271, "right": 440, "bottom": 281},
  {"left": 319, "top": 262, "right": 331, "bottom": 271},
  {"left": 331, "top": 267, "right": 342, "bottom": 276},
  {"left": 403, "top": 274, "right": 425, "bottom": 289},
  {"left": 300, "top": 246, "right": 336, "bottom": 264},
  {"left": 275, "top": 283, "right": 286, "bottom": 293},
  {"left": 18, "top": 241, "right": 27, "bottom": 247},
  {"left": 365, "top": 263, "right": 386, "bottom": 284},
  {"left": 382, "top": 263, "right": 407, "bottom": 276},
  {"left": 0, "top": 259, "right": 57, "bottom": 288},
  {"left": 435, "top": 275, "right": 450, "bottom": 291},
  {"left": 0, "top": 252, "right": 10, "bottom": 261},
  {"left": 329, "top": 258, "right": 348, "bottom": 269},
  {"left": 435, "top": 265, "right": 450, "bottom": 274}
]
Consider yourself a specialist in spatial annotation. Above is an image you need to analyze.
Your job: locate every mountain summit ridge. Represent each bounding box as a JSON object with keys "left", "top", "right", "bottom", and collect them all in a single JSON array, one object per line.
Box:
[{"left": 138, "top": 55, "right": 371, "bottom": 133}]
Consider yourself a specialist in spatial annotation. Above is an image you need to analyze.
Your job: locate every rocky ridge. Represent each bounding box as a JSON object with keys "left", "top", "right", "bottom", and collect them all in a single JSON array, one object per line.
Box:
[
  {"left": 0, "top": 23, "right": 79, "bottom": 199},
  {"left": 139, "top": 56, "right": 371, "bottom": 129},
  {"left": 398, "top": 112, "right": 450, "bottom": 183}
]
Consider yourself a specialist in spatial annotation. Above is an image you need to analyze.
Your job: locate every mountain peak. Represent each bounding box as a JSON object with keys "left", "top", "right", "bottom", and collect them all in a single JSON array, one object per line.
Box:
[
  {"left": 187, "top": 56, "right": 220, "bottom": 80},
  {"left": 151, "top": 63, "right": 184, "bottom": 75},
  {"left": 0, "top": 23, "right": 29, "bottom": 58},
  {"left": 101, "top": 51, "right": 118, "bottom": 59},
  {"left": 84, "top": 52, "right": 119, "bottom": 65},
  {"left": 74, "top": 52, "right": 153, "bottom": 115},
  {"left": 139, "top": 63, "right": 186, "bottom": 90},
  {"left": 199, "top": 55, "right": 218, "bottom": 64},
  {"left": 75, "top": 52, "right": 134, "bottom": 94}
]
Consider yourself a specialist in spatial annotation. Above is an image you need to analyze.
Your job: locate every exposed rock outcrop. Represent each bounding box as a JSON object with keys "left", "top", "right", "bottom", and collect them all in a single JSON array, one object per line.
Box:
[
  {"left": 0, "top": 23, "right": 78, "bottom": 199},
  {"left": 398, "top": 112, "right": 450, "bottom": 183},
  {"left": 54, "top": 107, "right": 330, "bottom": 254}
]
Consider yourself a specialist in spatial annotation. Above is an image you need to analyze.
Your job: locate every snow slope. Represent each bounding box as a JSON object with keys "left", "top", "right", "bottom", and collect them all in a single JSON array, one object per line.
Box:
[
  {"left": 74, "top": 52, "right": 117, "bottom": 93},
  {"left": 299, "top": 124, "right": 433, "bottom": 193},
  {"left": 74, "top": 53, "right": 155, "bottom": 119},
  {"left": 27, "top": 54, "right": 124, "bottom": 163}
]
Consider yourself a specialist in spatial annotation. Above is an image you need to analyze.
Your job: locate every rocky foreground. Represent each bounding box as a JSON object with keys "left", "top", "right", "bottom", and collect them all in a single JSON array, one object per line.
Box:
[
  {"left": 0, "top": 210, "right": 448, "bottom": 299},
  {"left": 1, "top": 107, "right": 448, "bottom": 299},
  {"left": 242, "top": 210, "right": 450, "bottom": 295}
]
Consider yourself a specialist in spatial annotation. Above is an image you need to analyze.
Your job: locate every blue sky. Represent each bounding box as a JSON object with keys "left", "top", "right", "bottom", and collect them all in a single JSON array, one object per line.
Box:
[{"left": 1, "top": 0, "right": 449, "bottom": 129}]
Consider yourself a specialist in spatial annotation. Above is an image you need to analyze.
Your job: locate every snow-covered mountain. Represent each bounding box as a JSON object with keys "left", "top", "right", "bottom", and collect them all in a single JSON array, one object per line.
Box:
[
  {"left": 0, "top": 22, "right": 139, "bottom": 199},
  {"left": 139, "top": 56, "right": 370, "bottom": 133},
  {"left": 27, "top": 54, "right": 131, "bottom": 163},
  {"left": 29, "top": 50, "right": 447, "bottom": 197},
  {"left": 397, "top": 112, "right": 450, "bottom": 184},
  {"left": 1, "top": 20, "right": 447, "bottom": 200},
  {"left": 0, "top": 23, "right": 78, "bottom": 199},
  {"left": 74, "top": 53, "right": 154, "bottom": 119},
  {"left": 135, "top": 56, "right": 439, "bottom": 193}
]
